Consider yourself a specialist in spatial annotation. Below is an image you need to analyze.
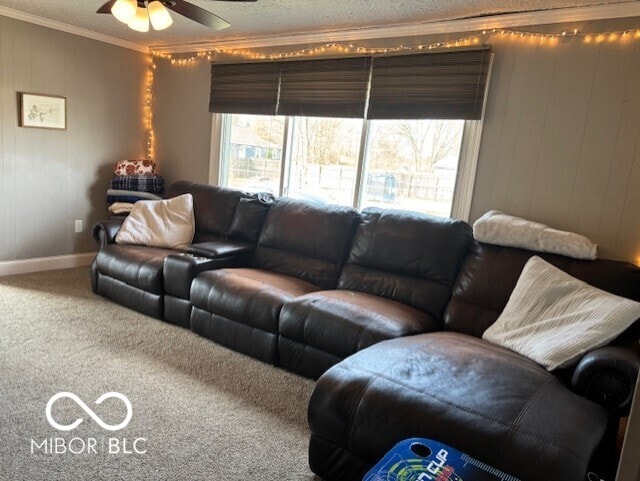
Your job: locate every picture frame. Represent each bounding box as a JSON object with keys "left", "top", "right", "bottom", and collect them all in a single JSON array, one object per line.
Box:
[{"left": 19, "top": 92, "right": 66, "bottom": 130}]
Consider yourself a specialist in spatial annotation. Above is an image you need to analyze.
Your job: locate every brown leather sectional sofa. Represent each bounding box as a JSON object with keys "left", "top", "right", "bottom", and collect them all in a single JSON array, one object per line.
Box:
[{"left": 91, "top": 181, "right": 640, "bottom": 481}]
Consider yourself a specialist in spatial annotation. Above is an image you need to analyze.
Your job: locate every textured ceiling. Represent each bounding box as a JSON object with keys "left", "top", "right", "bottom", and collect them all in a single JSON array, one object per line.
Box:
[{"left": 0, "top": 0, "right": 636, "bottom": 49}]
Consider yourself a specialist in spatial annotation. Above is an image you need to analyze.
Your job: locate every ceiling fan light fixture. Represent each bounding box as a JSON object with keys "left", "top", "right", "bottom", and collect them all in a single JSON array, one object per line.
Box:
[
  {"left": 110, "top": 0, "right": 137, "bottom": 24},
  {"left": 127, "top": 6, "right": 150, "bottom": 32},
  {"left": 148, "top": 1, "right": 173, "bottom": 31}
]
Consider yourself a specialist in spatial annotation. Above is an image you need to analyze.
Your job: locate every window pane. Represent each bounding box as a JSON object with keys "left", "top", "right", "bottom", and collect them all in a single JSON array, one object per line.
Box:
[
  {"left": 221, "top": 114, "right": 285, "bottom": 194},
  {"left": 286, "top": 116, "right": 363, "bottom": 206},
  {"left": 362, "top": 119, "right": 465, "bottom": 217}
]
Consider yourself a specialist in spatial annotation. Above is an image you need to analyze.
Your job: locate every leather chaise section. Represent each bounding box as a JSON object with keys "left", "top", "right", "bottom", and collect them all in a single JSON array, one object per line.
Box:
[{"left": 309, "top": 332, "right": 609, "bottom": 481}]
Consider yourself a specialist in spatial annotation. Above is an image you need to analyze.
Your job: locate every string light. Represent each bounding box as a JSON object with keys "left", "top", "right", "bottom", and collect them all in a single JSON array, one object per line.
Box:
[
  {"left": 144, "top": 55, "right": 155, "bottom": 161},
  {"left": 152, "top": 26, "right": 640, "bottom": 66}
]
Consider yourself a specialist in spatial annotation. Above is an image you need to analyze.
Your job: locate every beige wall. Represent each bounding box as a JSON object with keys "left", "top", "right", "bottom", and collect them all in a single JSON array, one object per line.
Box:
[
  {"left": 0, "top": 16, "right": 147, "bottom": 262},
  {"left": 154, "top": 58, "right": 212, "bottom": 184},
  {"left": 472, "top": 23, "right": 640, "bottom": 264},
  {"left": 153, "top": 20, "right": 640, "bottom": 264}
]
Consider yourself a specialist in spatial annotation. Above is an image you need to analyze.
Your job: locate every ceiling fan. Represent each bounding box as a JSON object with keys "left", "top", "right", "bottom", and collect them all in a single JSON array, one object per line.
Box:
[{"left": 97, "top": 0, "right": 257, "bottom": 32}]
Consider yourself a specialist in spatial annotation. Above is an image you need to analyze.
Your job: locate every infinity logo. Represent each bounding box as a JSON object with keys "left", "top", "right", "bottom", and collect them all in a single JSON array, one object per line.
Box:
[{"left": 45, "top": 392, "right": 132, "bottom": 432}]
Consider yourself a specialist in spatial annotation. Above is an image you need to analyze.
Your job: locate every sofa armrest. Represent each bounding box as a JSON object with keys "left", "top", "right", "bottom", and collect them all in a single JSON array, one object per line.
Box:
[
  {"left": 92, "top": 219, "right": 125, "bottom": 248},
  {"left": 164, "top": 252, "right": 248, "bottom": 300},
  {"left": 572, "top": 346, "right": 640, "bottom": 416},
  {"left": 187, "top": 240, "right": 255, "bottom": 259}
]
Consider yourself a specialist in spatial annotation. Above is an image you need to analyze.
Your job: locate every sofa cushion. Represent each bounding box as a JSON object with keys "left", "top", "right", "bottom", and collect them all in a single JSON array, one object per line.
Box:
[
  {"left": 252, "top": 198, "right": 360, "bottom": 289},
  {"left": 483, "top": 256, "right": 640, "bottom": 370},
  {"left": 308, "top": 331, "right": 608, "bottom": 481},
  {"left": 280, "top": 290, "right": 438, "bottom": 359},
  {"left": 94, "top": 244, "right": 179, "bottom": 294},
  {"left": 338, "top": 208, "right": 472, "bottom": 318},
  {"left": 227, "top": 193, "right": 274, "bottom": 243},
  {"left": 190, "top": 268, "right": 321, "bottom": 334},
  {"left": 444, "top": 241, "right": 640, "bottom": 338},
  {"left": 165, "top": 181, "right": 242, "bottom": 241}
]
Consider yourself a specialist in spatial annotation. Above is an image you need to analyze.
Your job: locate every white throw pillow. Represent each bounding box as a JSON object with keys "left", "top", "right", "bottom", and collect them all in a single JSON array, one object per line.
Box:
[
  {"left": 115, "top": 194, "right": 195, "bottom": 250},
  {"left": 483, "top": 256, "right": 640, "bottom": 370}
]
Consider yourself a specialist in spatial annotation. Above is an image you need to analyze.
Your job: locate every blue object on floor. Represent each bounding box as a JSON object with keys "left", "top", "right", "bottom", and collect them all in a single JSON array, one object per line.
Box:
[{"left": 363, "top": 438, "right": 520, "bottom": 481}]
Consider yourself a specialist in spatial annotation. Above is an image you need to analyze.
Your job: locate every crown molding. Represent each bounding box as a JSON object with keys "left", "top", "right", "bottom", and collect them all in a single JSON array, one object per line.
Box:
[
  {"left": 0, "top": 6, "right": 149, "bottom": 53},
  {"left": 154, "top": 1, "right": 640, "bottom": 54},
  {"left": 0, "top": 2, "right": 638, "bottom": 56}
]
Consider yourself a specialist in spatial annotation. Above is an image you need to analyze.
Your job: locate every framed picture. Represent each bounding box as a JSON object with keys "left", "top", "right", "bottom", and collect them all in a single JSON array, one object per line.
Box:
[{"left": 19, "top": 93, "right": 66, "bottom": 130}]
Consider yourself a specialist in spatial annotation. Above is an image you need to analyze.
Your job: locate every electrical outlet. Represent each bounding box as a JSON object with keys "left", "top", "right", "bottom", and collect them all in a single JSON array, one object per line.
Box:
[{"left": 74, "top": 220, "right": 83, "bottom": 233}]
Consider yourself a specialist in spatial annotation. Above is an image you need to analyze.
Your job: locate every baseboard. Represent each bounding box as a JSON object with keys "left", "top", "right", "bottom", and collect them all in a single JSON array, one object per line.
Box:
[{"left": 0, "top": 252, "right": 97, "bottom": 277}]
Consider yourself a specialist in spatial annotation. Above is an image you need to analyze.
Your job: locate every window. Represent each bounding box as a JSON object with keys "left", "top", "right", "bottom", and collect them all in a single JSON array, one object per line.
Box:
[
  {"left": 286, "top": 117, "right": 363, "bottom": 206},
  {"left": 361, "top": 119, "right": 465, "bottom": 217},
  {"left": 212, "top": 48, "right": 491, "bottom": 219},
  {"left": 220, "top": 114, "right": 285, "bottom": 195},
  {"left": 219, "top": 114, "right": 469, "bottom": 218}
]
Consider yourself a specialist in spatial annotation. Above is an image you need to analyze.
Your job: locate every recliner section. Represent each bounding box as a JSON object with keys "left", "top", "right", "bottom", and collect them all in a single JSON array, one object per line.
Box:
[
  {"left": 91, "top": 182, "right": 273, "bottom": 322},
  {"left": 163, "top": 192, "right": 272, "bottom": 327},
  {"left": 191, "top": 268, "right": 321, "bottom": 363},
  {"left": 189, "top": 197, "right": 361, "bottom": 365},
  {"left": 278, "top": 208, "right": 473, "bottom": 378},
  {"left": 93, "top": 244, "right": 177, "bottom": 318}
]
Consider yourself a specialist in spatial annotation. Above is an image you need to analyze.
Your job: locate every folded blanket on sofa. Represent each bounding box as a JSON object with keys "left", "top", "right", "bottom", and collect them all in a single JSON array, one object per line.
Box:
[
  {"left": 107, "top": 189, "right": 162, "bottom": 205},
  {"left": 473, "top": 210, "right": 597, "bottom": 260},
  {"left": 110, "top": 175, "right": 164, "bottom": 194},
  {"left": 108, "top": 202, "right": 135, "bottom": 215}
]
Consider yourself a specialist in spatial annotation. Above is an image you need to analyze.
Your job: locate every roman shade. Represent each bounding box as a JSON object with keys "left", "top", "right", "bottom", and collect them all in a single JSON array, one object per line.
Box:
[
  {"left": 209, "top": 47, "right": 492, "bottom": 120},
  {"left": 367, "top": 47, "right": 492, "bottom": 120},
  {"left": 209, "top": 62, "right": 280, "bottom": 116},
  {"left": 278, "top": 57, "right": 371, "bottom": 118}
]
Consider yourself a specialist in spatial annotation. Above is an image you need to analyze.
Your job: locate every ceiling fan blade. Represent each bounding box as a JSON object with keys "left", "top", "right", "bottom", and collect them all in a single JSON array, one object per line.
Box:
[
  {"left": 96, "top": 0, "right": 117, "bottom": 14},
  {"left": 168, "top": 0, "right": 231, "bottom": 31}
]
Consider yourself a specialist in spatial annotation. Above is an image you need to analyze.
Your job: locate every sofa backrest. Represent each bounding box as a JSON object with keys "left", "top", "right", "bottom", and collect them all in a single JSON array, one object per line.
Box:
[
  {"left": 252, "top": 198, "right": 360, "bottom": 289},
  {"left": 166, "top": 181, "right": 244, "bottom": 243},
  {"left": 337, "top": 208, "right": 473, "bottom": 320},
  {"left": 227, "top": 192, "right": 275, "bottom": 244},
  {"left": 444, "top": 241, "right": 640, "bottom": 340}
]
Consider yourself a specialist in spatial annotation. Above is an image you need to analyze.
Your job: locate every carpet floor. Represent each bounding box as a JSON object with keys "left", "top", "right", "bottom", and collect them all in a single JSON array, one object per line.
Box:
[{"left": 0, "top": 267, "right": 318, "bottom": 480}]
